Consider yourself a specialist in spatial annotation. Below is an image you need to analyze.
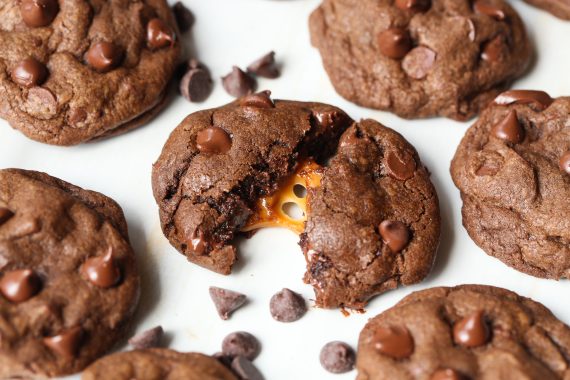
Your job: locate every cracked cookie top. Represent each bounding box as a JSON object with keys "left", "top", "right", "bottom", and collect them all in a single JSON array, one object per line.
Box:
[{"left": 0, "top": 0, "right": 180, "bottom": 145}]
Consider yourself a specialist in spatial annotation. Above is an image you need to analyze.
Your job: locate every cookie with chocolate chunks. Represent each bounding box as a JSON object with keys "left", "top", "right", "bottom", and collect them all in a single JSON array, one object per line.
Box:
[
  {"left": 0, "top": 169, "right": 139, "bottom": 378},
  {"left": 524, "top": 0, "right": 570, "bottom": 20},
  {"left": 309, "top": 0, "right": 532, "bottom": 120},
  {"left": 0, "top": 0, "right": 180, "bottom": 145},
  {"left": 82, "top": 348, "right": 237, "bottom": 380},
  {"left": 152, "top": 91, "right": 440, "bottom": 308},
  {"left": 451, "top": 90, "right": 570, "bottom": 279},
  {"left": 357, "top": 285, "right": 570, "bottom": 379}
]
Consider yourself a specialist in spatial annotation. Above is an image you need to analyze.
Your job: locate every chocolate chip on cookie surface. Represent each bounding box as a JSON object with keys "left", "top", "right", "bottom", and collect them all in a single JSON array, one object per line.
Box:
[
  {"left": 451, "top": 90, "right": 570, "bottom": 279},
  {"left": 0, "top": 169, "right": 139, "bottom": 378},
  {"left": 309, "top": 0, "right": 532, "bottom": 120},
  {"left": 0, "top": 0, "right": 180, "bottom": 145}
]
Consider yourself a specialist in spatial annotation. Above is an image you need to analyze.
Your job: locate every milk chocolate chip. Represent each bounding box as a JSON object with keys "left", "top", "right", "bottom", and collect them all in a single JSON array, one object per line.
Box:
[
  {"left": 11, "top": 58, "right": 48, "bottom": 88},
  {"left": 560, "top": 151, "right": 570, "bottom": 175},
  {"left": 247, "top": 51, "right": 280, "bottom": 79},
  {"left": 473, "top": 0, "right": 506, "bottom": 20},
  {"left": 493, "top": 90, "right": 554, "bottom": 111},
  {"left": 379, "top": 220, "right": 410, "bottom": 253},
  {"left": 43, "top": 327, "right": 83, "bottom": 358},
  {"left": 240, "top": 91, "right": 275, "bottom": 108},
  {"left": 372, "top": 325, "right": 414, "bottom": 359},
  {"left": 209, "top": 287, "right": 247, "bottom": 320},
  {"left": 0, "top": 269, "right": 42, "bottom": 303},
  {"left": 385, "top": 151, "right": 416, "bottom": 180},
  {"left": 147, "top": 18, "right": 175, "bottom": 50},
  {"left": 196, "top": 127, "right": 232, "bottom": 154},
  {"left": 481, "top": 35, "right": 507, "bottom": 62},
  {"left": 453, "top": 310, "right": 490, "bottom": 348},
  {"left": 491, "top": 110, "right": 524, "bottom": 144},
  {"left": 402, "top": 46, "right": 437, "bottom": 79},
  {"left": 80, "top": 248, "right": 121, "bottom": 288},
  {"left": 85, "top": 42, "right": 123, "bottom": 73},
  {"left": 20, "top": 0, "right": 59, "bottom": 27},
  {"left": 378, "top": 28, "right": 412, "bottom": 59},
  {"left": 395, "top": 0, "right": 431, "bottom": 12},
  {"left": 222, "top": 66, "right": 257, "bottom": 98}
]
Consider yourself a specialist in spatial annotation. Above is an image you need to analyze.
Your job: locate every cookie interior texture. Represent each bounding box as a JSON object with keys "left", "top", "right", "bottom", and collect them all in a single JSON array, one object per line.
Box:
[
  {"left": 523, "top": 0, "right": 570, "bottom": 20},
  {"left": 152, "top": 93, "right": 440, "bottom": 308},
  {"left": 81, "top": 348, "right": 237, "bottom": 380},
  {"left": 309, "top": 0, "right": 532, "bottom": 120},
  {"left": 0, "top": 169, "right": 140, "bottom": 378},
  {"left": 0, "top": 0, "right": 180, "bottom": 145},
  {"left": 357, "top": 285, "right": 570, "bottom": 379},
  {"left": 451, "top": 92, "right": 570, "bottom": 279}
]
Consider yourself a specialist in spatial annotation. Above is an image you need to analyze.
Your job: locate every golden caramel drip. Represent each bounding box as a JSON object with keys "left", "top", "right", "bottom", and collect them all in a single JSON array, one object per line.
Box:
[{"left": 242, "top": 160, "right": 323, "bottom": 234}]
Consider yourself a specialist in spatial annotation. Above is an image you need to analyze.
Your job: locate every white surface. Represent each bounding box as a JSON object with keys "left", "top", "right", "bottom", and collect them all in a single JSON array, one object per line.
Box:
[{"left": 1, "top": 1, "right": 570, "bottom": 379}]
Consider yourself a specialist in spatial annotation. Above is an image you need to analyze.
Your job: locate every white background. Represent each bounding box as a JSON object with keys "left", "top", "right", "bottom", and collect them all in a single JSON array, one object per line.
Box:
[{"left": 1, "top": 1, "right": 570, "bottom": 379}]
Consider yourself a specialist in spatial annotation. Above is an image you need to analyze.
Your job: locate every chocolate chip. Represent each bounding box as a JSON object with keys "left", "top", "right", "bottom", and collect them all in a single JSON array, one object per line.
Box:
[
  {"left": 372, "top": 325, "right": 414, "bottom": 359},
  {"left": 473, "top": 0, "right": 506, "bottom": 21},
  {"left": 431, "top": 368, "right": 468, "bottom": 380},
  {"left": 395, "top": 0, "right": 431, "bottom": 12},
  {"left": 378, "top": 28, "right": 412, "bottom": 59},
  {"left": 481, "top": 35, "right": 507, "bottom": 62},
  {"left": 43, "top": 327, "right": 83, "bottom": 358},
  {"left": 493, "top": 90, "right": 554, "bottom": 111},
  {"left": 231, "top": 356, "right": 264, "bottom": 380},
  {"left": 379, "top": 220, "right": 410, "bottom": 253},
  {"left": 147, "top": 18, "right": 175, "bottom": 50},
  {"left": 559, "top": 151, "right": 570, "bottom": 175},
  {"left": 180, "top": 68, "right": 212, "bottom": 102},
  {"left": 11, "top": 58, "right": 48, "bottom": 88},
  {"left": 85, "top": 41, "right": 123, "bottom": 73},
  {"left": 402, "top": 46, "right": 437, "bottom": 79},
  {"left": 80, "top": 248, "right": 121, "bottom": 288},
  {"left": 196, "top": 127, "right": 232, "bottom": 154},
  {"left": 240, "top": 91, "right": 275, "bottom": 108},
  {"left": 269, "top": 288, "right": 307, "bottom": 322},
  {"left": 27, "top": 87, "right": 57, "bottom": 116},
  {"left": 68, "top": 107, "right": 87, "bottom": 125},
  {"left": 319, "top": 341, "right": 356, "bottom": 374},
  {"left": 0, "top": 207, "right": 14, "bottom": 225},
  {"left": 453, "top": 310, "right": 490, "bottom": 348},
  {"left": 172, "top": 2, "right": 194, "bottom": 33},
  {"left": 222, "top": 331, "right": 261, "bottom": 361},
  {"left": 209, "top": 286, "right": 247, "bottom": 320},
  {"left": 0, "top": 269, "right": 42, "bottom": 303},
  {"left": 190, "top": 229, "right": 208, "bottom": 255},
  {"left": 128, "top": 326, "right": 164, "bottom": 349},
  {"left": 385, "top": 150, "right": 416, "bottom": 180},
  {"left": 222, "top": 66, "right": 257, "bottom": 97},
  {"left": 491, "top": 110, "right": 524, "bottom": 144},
  {"left": 247, "top": 51, "right": 280, "bottom": 79},
  {"left": 20, "top": 0, "right": 59, "bottom": 28}
]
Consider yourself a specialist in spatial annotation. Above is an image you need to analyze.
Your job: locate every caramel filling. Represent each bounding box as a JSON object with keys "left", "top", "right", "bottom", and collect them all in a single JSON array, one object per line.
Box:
[{"left": 242, "top": 160, "right": 323, "bottom": 234}]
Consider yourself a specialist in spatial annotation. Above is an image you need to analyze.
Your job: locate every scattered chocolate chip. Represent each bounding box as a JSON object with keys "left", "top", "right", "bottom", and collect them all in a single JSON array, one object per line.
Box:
[
  {"left": 172, "top": 1, "right": 194, "bottom": 33},
  {"left": 453, "top": 310, "right": 490, "bottom": 348},
  {"left": 493, "top": 90, "right": 554, "bottom": 111},
  {"left": 379, "top": 220, "right": 410, "bottom": 253},
  {"left": 431, "top": 368, "right": 467, "bottom": 380},
  {"left": 11, "top": 57, "right": 48, "bottom": 88},
  {"left": 481, "top": 35, "right": 507, "bottom": 62},
  {"left": 0, "top": 207, "right": 14, "bottom": 225},
  {"left": 27, "top": 87, "right": 57, "bottom": 115},
  {"left": 85, "top": 41, "right": 123, "bottom": 73},
  {"left": 491, "top": 110, "right": 524, "bottom": 144},
  {"left": 43, "top": 327, "right": 83, "bottom": 358},
  {"left": 20, "top": 0, "right": 59, "bottom": 27},
  {"left": 129, "top": 326, "right": 164, "bottom": 350},
  {"left": 385, "top": 150, "right": 416, "bottom": 180},
  {"left": 247, "top": 51, "right": 280, "bottom": 79},
  {"left": 395, "top": 0, "right": 431, "bottom": 12},
  {"left": 269, "top": 288, "right": 307, "bottom": 322},
  {"left": 402, "top": 46, "right": 437, "bottom": 79},
  {"left": 147, "top": 18, "right": 175, "bottom": 50},
  {"left": 372, "top": 325, "right": 414, "bottom": 359},
  {"left": 222, "top": 66, "right": 257, "bottom": 98},
  {"left": 80, "top": 248, "right": 121, "bottom": 288},
  {"left": 196, "top": 127, "right": 232, "bottom": 154},
  {"left": 209, "top": 286, "right": 247, "bottom": 320},
  {"left": 0, "top": 269, "right": 42, "bottom": 303},
  {"left": 319, "top": 341, "right": 356, "bottom": 374},
  {"left": 473, "top": 0, "right": 506, "bottom": 21},
  {"left": 378, "top": 28, "right": 412, "bottom": 59},
  {"left": 559, "top": 151, "right": 570, "bottom": 175},
  {"left": 180, "top": 68, "right": 212, "bottom": 102},
  {"left": 222, "top": 331, "right": 261, "bottom": 361},
  {"left": 231, "top": 356, "right": 264, "bottom": 380},
  {"left": 68, "top": 107, "right": 87, "bottom": 125},
  {"left": 240, "top": 91, "right": 275, "bottom": 108}
]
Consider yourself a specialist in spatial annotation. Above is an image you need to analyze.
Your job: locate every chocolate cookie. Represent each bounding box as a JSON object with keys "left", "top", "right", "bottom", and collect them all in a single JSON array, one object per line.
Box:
[
  {"left": 357, "top": 285, "right": 570, "bottom": 380},
  {"left": 0, "top": 169, "right": 139, "bottom": 378},
  {"left": 309, "top": 0, "right": 532, "bottom": 120},
  {"left": 0, "top": 0, "right": 180, "bottom": 145},
  {"left": 152, "top": 91, "right": 440, "bottom": 308},
  {"left": 524, "top": 0, "right": 570, "bottom": 20},
  {"left": 82, "top": 349, "right": 237, "bottom": 380},
  {"left": 451, "top": 90, "right": 570, "bottom": 279}
]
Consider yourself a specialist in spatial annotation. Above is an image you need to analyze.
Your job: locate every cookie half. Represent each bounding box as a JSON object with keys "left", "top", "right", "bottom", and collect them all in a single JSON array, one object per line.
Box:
[
  {"left": 524, "top": 0, "right": 570, "bottom": 20},
  {"left": 357, "top": 285, "right": 570, "bottom": 379},
  {"left": 152, "top": 91, "right": 440, "bottom": 308},
  {"left": 0, "top": 0, "right": 180, "bottom": 145},
  {"left": 0, "top": 169, "right": 140, "bottom": 378},
  {"left": 451, "top": 90, "right": 570, "bottom": 279},
  {"left": 309, "top": 0, "right": 532, "bottom": 120}
]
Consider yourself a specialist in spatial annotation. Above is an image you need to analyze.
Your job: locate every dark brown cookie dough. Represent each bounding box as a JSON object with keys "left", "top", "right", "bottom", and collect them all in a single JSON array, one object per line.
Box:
[
  {"left": 0, "top": 169, "right": 139, "bottom": 378},
  {"left": 357, "top": 285, "right": 570, "bottom": 380},
  {"left": 0, "top": 0, "right": 180, "bottom": 145},
  {"left": 451, "top": 91, "right": 570, "bottom": 279},
  {"left": 152, "top": 92, "right": 440, "bottom": 308},
  {"left": 309, "top": 0, "right": 532, "bottom": 120},
  {"left": 524, "top": 0, "right": 570, "bottom": 20},
  {"left": 81, "top": 349, "right": 238, "bottom": 380}
]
